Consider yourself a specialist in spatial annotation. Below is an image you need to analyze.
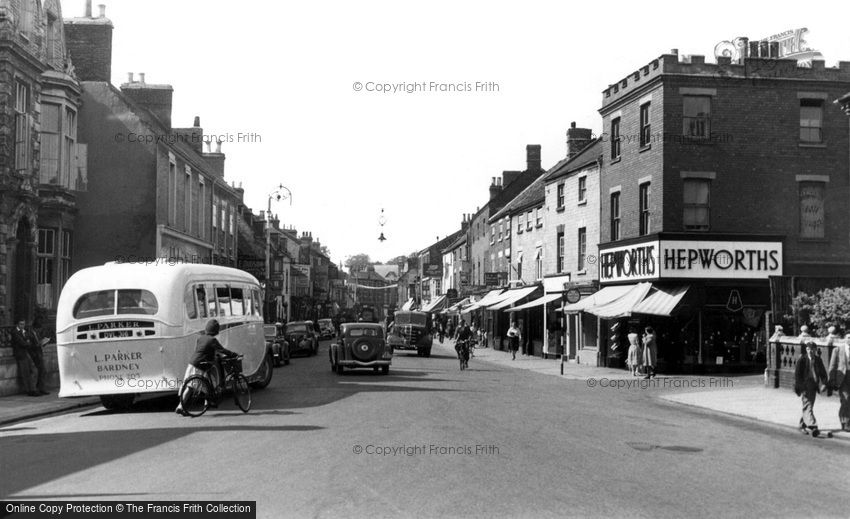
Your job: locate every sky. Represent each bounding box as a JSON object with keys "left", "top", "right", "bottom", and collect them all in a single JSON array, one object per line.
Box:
[{"left": 69, "top": 0, "right": 850, "bottom": 266}]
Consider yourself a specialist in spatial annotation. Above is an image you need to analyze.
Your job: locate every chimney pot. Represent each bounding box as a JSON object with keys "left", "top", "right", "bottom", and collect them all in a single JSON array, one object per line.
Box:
[
  {"left": 139, "top": 72, "right": 145, "bottom": 84},
  {"left": 127, "top": 72, "right": 134, "bottom": 83},
  {"left": 204, "top": 141, "right": 211, "bottom": 153},
  {"left": 85, "top": 0, "right": 92, "bottom": 17},
  {"left": 571, "top": 121, "right": 576, "bottom": 128},
  {"left": 216, "top": 139, "right": 222, "bottom": 153},
  {"left": 671, "top": 48, "right": 679, "bottom": 56},
  {"left": 193, "top": 116, "right": 201, "bottom": 127},
  {"left": 98, "top": 4, "right": 106, "bottom": 17}
]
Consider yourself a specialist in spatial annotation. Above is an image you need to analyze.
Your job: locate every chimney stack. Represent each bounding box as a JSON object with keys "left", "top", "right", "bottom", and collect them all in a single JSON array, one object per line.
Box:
[
  {"left": 120, "top": 78, "right": 174, "bottom": 129},
  {"left": 526, "top": 144, "right": 541, "bottom": 171},
  {"left": 566, "top": 122, "right": 593, "bottom": 160},
  {"left": 64, "top": 2, "right": 114, "bottom": 82},
  {"left": 98, "top": 4, "right": 106, "bottom": 17},
  {"left": 489, "top": 177, "right": 502, "bottom": 200}
]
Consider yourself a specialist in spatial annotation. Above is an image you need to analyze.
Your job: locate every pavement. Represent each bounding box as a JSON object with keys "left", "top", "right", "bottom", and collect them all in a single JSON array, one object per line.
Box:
[
  {"left": 1, "top": 339, "right": 847, "bottom": 442},
  {"left": 0, "top": 390, "right": 99, "bottom": 427},
  {"left": 433, "top": 337, "right": 850, "bottom": 441}
]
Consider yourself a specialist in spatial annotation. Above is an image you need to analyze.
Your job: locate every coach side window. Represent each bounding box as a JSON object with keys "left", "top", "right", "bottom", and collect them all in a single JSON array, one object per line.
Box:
[
  {"left": 185, "top": 286, "right": 197, "bottom": 319},
  {"left": 230, "top": 286, "right": 245, "bottom": 317},
  {"left": 195, "top": 285, "right": 208, "bottom": 319}
]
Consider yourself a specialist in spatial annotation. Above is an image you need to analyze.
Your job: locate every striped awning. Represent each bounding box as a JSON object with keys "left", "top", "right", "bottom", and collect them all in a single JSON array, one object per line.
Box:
[
  {"left": 421, "top": 295, "right": 447, "bottom": 313},
  {"left": 585, "top": 282, "right": 653, "bottom": 319},
  {"left": 487, "top": 286, "right": 539, "bottom": 310},
  {"left": 632, "top": 285, "right": 689, "bottom": 316},
  {"left": 562, "top": 285, "right": 634, "bottom": 313},
  {"left": 505, "top": 292, "right": 562, "bottom": 312}
]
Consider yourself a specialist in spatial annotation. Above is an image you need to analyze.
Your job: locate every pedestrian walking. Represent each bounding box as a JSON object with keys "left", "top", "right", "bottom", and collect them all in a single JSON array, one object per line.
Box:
[
  {"left": 627, "top": 327, "right": 642, "bottom": 376},
  {"left": 642, "top": 326, "right": 657, "bottom": 379},
  {"left": 794, "top": 340, "right": 828, "bottom": 436},
  {"left": 827, "top": 333, "right": 850, "bottom": 432},
  {"left": 507, "top": 321, "right": 520, "bottom": 360}
]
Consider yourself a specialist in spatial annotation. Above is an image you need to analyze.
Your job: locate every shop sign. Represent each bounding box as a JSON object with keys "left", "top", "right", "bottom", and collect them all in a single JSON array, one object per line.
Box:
[
  {"left": 484, "top": 272, "right": 501, "bottom": 288},
  {"left": 661, "top": 241, "right": 782, "bottom": 279},
  {"left": 600, "top": 239, "right": 783, "bottom": 283},
  {"left": 599, "top": 241, "right": 659, "bottom": 283},
  {"left": 425, "top": 263, "right": 442, "bottom": 277}
]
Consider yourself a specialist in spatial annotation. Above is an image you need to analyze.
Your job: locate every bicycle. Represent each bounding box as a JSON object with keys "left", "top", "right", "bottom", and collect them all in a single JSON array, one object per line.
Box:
[
  {"left": 455, "top": 340, "right": 470, "bottom": 371},
  {"left": 179, "top": 354, "right": 251, "bottom": 417}
]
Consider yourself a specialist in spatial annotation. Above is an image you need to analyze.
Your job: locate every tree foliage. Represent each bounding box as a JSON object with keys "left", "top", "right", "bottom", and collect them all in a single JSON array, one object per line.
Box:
[
  {"left": 345, "top": 253, "right": 372, "bottom": 272},
  {"left": 790, "top": 287, "right": 850, "bottom": 335}
]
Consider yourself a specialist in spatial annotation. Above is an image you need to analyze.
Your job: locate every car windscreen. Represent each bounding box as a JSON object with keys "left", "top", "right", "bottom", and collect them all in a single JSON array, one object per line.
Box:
[
  {"left": 286, "top": 324, "right": 309, "bottom": 334},
  {"left": 393, "top": 313, "right": 427, "bottom": 326},
  {"left": 263, "top": 325, "right": 277, "bottom": 337}
]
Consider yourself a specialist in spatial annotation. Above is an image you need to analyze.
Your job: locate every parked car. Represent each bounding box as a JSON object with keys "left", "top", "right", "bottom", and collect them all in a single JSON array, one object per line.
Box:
[
  {"left": 285, "top": 321, "right": 319, "bottom": 356},
  {"left": 387, "top": 311, "right": 433, "bottom": 357},
  {"left": 264, "top": 323, "right": 291, "bottom": 367},
  {"left": 330, "top": 323, "right": 391, "bottom": 375},
  {"left": 317, "top": 318, "right": 336, "bottom": 339}
]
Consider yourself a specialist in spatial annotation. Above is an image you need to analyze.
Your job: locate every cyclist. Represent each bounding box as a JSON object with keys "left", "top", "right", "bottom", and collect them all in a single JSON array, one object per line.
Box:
[
  {"left": 176, "top": 319, "right": 239, "bottom": 416},
  {"left": 455, "top": 320, "right": 473, "bottom": 369}
]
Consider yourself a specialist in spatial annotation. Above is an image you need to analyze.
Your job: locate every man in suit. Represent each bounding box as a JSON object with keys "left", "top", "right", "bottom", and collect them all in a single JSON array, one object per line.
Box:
[
  {"left": 794, "top": 340, "right": 829, "bottom": 436},
  {"left": 827, "top": 333, "right": 850, "bottom": 432},
  {"left": 10, "top": 319, "right": 42, "bottom": 396}
]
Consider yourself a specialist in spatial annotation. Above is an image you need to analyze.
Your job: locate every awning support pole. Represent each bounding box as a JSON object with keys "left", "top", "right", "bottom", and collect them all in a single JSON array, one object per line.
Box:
[{"left": 698, "top": 310, "right": 703, "bottom": 365}]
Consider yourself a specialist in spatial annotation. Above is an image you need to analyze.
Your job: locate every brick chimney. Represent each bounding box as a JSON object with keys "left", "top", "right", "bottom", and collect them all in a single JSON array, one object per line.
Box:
[
  {"left": 64, "top": 1, "right": 114, "bottom": 82},
  {"left": 174, "top": 115, "right": 204, "bottom": 154},
  {"left": 489, "top": 177, "right": 502, "bottom": 200},
  {"left": 502, "top": 171, "right": 521, "bottom": 187},
  {"left": 121, "top": 74, "right": 174, "bottom": 129},
  {"left": 566, "top": 122, "right": 593, "bottom": 159},
  {"left": 526, "top": 144, "right": 541, "bottom": 171}
]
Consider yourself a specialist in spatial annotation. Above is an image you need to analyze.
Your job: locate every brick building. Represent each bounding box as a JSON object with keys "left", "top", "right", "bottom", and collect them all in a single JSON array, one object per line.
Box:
[
  {"left": 592, "top": 49, "right": 850, "bottom": 372},
  {"left": 65, "top": 9, "right": 244, "bottom": 273},
  {"left": 545, "top": 132, "right": 602, "bottom": 363},
  {"left": 466, "top": 145, "right": 546, "bottom": 293}
]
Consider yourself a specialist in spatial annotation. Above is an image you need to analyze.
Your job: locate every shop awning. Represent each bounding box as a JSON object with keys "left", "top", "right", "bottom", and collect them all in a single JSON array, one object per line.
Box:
[
  {"left": 421, "top": 295, "right": 447, "bottom": 313},
  {"left": 632, "top": 285, "right": 689, "bottom": 316},
  {"left": 461, "top": 289, "right": 506, "bottom": 314},
  {"left": 400, "top": 298, "right": 414, "bottom": 311},
  {"left": 562, "top": 285, "right": 635, "bottom": 313},
  {"left": 443, "top": 297, "right": 470, "bottom": 314},
  {"left": 487, "top": 286, "right": 539, "bottom": 310},
  {"left": 505, "top": 292, "right": 563, "bottom": 312},
  {"left": 585, "top": 282, "right": 653, "bottom": 319}
]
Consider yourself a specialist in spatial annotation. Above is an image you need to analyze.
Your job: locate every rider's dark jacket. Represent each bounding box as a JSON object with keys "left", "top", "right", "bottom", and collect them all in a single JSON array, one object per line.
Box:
[
  {"left": 456, "top": 326, "right": 472, "bottom": 342},
  {"left": 189, "top": 333, "right": 238, "bottom": 368}
]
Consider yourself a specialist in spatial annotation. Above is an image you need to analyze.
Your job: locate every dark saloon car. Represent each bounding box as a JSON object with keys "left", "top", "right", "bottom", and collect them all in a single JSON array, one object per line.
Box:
[
  {"left": 285, "top": 321, "right": 319, "bottom": 357},
  {"left": 387, "top": 311, "right": 433, "bottom": 357},
  {"left": 264, "top": 324, "right": 291, "bottom": 367},
  {"left": 330, "top": 323, "right": 392, "bottom": 375}
]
